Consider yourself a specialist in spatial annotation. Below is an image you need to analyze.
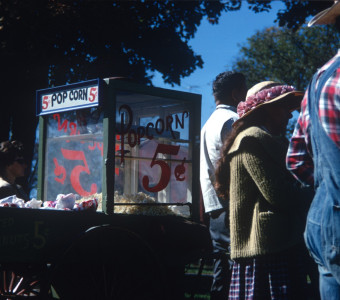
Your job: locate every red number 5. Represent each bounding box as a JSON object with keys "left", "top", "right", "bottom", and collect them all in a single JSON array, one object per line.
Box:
[
  {"left": 42, "top": 96, "right": 49, "bottom": 110},
  {"left": 142, "top": 144, "right": 180, "bottom": 193},
  {"left": 61, "top": 148, "right": 97, "bottom": 196}
]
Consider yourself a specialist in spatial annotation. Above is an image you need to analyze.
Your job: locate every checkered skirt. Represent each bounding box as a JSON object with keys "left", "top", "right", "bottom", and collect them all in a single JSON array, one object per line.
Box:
[{"left": 228, "top": 249, "right": 308, "bottom": 300}]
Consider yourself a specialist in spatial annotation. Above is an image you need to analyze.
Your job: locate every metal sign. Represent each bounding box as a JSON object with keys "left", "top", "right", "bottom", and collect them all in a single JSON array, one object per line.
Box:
[{"left": 36, "top": 79, "right": 101, "bottom": 116}]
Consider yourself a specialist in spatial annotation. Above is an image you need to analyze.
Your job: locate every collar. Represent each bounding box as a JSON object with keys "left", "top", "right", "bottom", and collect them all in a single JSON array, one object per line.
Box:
[
  {"left": 228, "top": 126, "right": 288, "bottom": 160},
  {"left": 318, "top": 49, "right": 340, "bottom": 75},
  {"left": 216, "top": 104, "right": 237, "bottom": 113}
]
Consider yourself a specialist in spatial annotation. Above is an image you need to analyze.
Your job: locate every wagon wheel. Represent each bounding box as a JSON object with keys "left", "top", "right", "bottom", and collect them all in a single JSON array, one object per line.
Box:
[
  {"left": 51, "top": 225, "right": 166, "bottom": 300},
  {"left": 0, "top": 263, "right": 50, "bottom": 299}
]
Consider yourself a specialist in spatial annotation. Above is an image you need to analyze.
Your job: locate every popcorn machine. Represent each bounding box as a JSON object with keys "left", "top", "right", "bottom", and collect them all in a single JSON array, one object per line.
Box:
[
  {"left": 0, "top": 78, "right": 210, "bottom": 299},
  {"left": 36, "top": 78, "right": 202, "bottom": 220}
]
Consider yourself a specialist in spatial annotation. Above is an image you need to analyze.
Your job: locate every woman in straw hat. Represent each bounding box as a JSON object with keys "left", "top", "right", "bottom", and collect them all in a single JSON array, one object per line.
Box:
[{"left": 215, "top": 81, "right": 315, "bottom": 299}]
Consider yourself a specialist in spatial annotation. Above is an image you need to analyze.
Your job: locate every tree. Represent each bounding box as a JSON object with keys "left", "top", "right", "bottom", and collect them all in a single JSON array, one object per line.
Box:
[
  {"left": 0, "top": 0, "right": 334, "bottom": 196},
  {"left": 232, "top": 24, "right": 340, "bottom": 137},
  {"left": 275, "top": 0, "right": 333, "bottom": 30},
  {"left": 1, "top": 0, "right": 242, "bottom": 195},
  {"left": 232, "top": 25, "right": 340, "bottom": 90},
  {"left": 245, "top": 1, "right": 334, "bottom": 30}
]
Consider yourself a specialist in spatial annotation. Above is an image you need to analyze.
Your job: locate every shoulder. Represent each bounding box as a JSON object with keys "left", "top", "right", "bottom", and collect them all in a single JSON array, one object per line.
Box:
[
  {"left": 229, "top": 127, "right": 289, "bottom": 164},
  {"left": 0, "top": 177, "right": 11, "bottom": 188},
  {"left": 228, "top": 126, "right": 271, "bottom": 155},
  {"left": 209, "top": 107, "right": 238, "bottom": 120},
  {"left": 0, "top": 179, "right": 16, "bottom": 200},
  {"left": 203, "top": 108, "right": 238, "bottom": 133}
]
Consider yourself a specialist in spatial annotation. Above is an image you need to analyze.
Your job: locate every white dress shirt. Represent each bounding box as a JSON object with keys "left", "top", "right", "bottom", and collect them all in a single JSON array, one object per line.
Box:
[{"left": 200, "top": 104, "right": 238, "bottom": 213}]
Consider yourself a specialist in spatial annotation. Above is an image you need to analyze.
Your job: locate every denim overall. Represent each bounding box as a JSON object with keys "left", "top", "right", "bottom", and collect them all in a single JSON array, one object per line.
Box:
[{"left": 305, "top": 58, "right": 340, "bottom": 298}]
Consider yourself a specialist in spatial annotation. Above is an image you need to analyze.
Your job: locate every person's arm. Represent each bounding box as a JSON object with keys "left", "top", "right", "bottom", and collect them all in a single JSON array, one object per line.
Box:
[
  {"left": 286, "top": 119, "right": 314, "bottom": 187},
  {"left": 221, "top": 117, "right": 237, "bottom": 144},
  {"left": 242, "top": 137, "right": 307, "bottom": 211},
  {"left": 286, "top": 95, "right": 314, "bottom": 187}
]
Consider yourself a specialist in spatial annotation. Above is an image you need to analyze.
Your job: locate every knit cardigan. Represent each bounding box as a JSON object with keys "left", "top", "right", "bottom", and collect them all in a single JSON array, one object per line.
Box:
[{"left": 228, "top": 126, "right": 312, "bottom": 260}]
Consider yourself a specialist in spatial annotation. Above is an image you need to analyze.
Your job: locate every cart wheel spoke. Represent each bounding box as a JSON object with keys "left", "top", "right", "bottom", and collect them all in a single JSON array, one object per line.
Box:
[
  {"left": 3, "top": 270, "right": 7, "bottom": 293},
  {"left": 0, "top": 263, "right": 49, "bottom": 298},
  {"left": 12, "top": 276, "right": 24, "bottom": 293}
]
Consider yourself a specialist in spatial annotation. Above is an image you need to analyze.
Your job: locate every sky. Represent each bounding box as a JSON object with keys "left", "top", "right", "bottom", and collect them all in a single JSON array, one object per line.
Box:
[{"left": 152, "top": 1, "right": 286, "bottom": 127}]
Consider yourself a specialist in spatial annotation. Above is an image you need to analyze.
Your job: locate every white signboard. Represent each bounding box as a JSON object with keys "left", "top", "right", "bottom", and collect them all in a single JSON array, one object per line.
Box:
[{"left": 37, "top": 80, "right": 100, "bottom": 115}]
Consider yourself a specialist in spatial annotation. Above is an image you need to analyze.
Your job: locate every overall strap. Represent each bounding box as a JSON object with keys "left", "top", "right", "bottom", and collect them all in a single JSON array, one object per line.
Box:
[{"left": 307, "top": 57, "right": 340, "bottom": 189}]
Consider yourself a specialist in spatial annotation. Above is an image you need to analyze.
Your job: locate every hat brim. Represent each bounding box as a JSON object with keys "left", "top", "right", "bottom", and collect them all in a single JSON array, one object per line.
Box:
[
  {"left": 308, "top": 2, "right": 340, "bottom": 26},
  {"left": 233, "top": 91, "right": 304, "bottom": 127}
]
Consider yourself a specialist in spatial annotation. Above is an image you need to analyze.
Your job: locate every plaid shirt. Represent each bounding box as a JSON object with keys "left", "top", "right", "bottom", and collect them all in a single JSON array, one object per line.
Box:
[{"left": 286, "top": 50, "right": 340, "bottom": 186}]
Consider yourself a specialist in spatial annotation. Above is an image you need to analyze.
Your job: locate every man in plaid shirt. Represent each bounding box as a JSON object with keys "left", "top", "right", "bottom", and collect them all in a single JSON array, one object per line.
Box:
[
  {"left": 286, "top": 2, "right": 340, "bottom": 298},
  {"left": 286, "top": 52, "right": 340, "bottom": 186}
]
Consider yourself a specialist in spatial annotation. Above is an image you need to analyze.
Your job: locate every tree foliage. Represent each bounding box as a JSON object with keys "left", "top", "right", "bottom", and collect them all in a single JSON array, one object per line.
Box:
[
  {"left": 245, "top": 1, "right": 334, "bottom": 30},
  {"left": 275, "top": 0, "right": 334, "bottom": 30},
  {"left": 0, "top": 0, "right": 335, "bottom": 195},
  {"left": 232, "top": 25, "right": 340, "bottom": 90},
  {"left": 0, "top": 0, "right": 232, "bottom": 194},
  {"left": 232, "top": 24, "right": 340, "bottom": 138}
]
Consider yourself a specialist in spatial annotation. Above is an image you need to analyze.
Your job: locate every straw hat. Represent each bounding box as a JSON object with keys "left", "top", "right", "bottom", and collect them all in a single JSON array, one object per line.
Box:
[
  {"left": 308, "top": 1, "right": 340, "bottom": 27},
  {"left": 234, "top": 81, "right": 303, "bottom": 125}
]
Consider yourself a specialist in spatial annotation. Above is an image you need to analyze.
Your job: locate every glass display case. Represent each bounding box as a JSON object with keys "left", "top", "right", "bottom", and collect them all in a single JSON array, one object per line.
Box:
[{"left": 36, "top": 78, "right": 201, "bottom": 221}]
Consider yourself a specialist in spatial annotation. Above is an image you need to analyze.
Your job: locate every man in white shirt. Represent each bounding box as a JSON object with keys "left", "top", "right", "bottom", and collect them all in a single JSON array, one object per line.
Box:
[{"left": 200, "top": 71, "right": 246, "bottom": 300}]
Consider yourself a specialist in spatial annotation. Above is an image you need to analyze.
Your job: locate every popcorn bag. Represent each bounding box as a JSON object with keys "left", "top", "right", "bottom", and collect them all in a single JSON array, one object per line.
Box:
[
  {"left": 55, "top": 193, "right": 77, "bottom": 210},
  {"left": 0, "top": 195, "right": 25, "bottom": 208},
  {"left": 25, "top": 198, "right": 43, "bottom": 209},
  {"left": 73, "top": 198, "right": 98, "bottom": 212},
  {"left": 0, "top": 202, "right": 19, "bottom": 208},
  {"left": 0, "top": 191, "right": 181, "bottom": 215},
  {"left": 43, "top": 201, "right": 57, "bottom": 209},
  {"left": 0, "top": 192, "right": 98, "bottom": 212}
]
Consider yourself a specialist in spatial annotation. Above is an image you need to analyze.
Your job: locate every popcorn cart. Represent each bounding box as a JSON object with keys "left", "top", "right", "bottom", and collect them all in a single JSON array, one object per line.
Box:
[{"left": 0, "top": 78, "right": 211, "bottom": 299}]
